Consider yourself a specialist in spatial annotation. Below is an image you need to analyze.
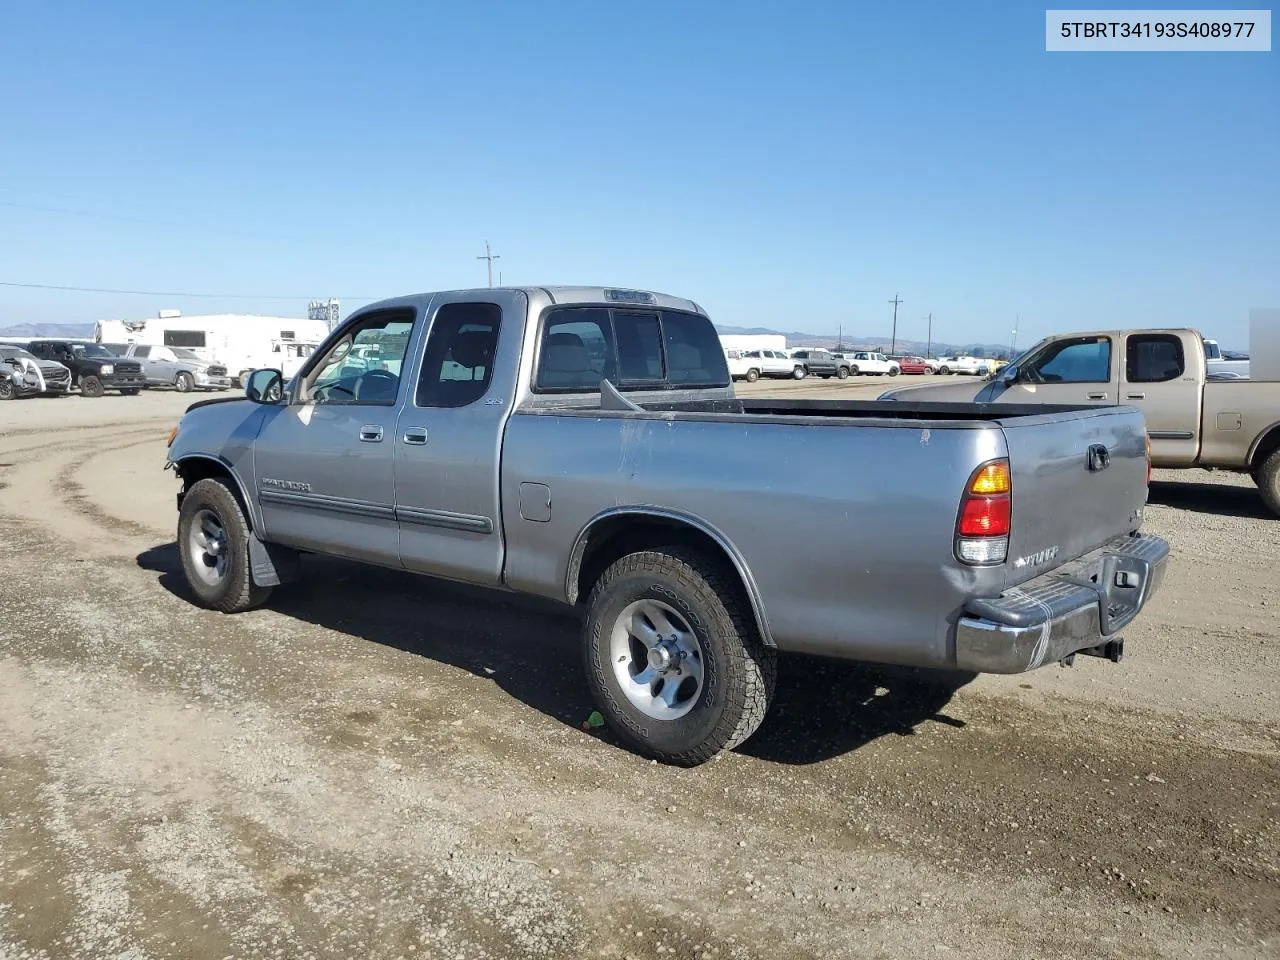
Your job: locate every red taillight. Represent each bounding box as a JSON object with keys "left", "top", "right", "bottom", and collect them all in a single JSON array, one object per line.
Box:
[
  {"left": 956, "top": 458, "right": 1011, "bottom": 564},
  {"left": 959, "top": 494, "right": 1011, "bottom": 537}
]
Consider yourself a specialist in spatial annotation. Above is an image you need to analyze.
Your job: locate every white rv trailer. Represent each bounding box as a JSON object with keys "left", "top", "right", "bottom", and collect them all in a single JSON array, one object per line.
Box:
[{"left": 94, "top": 312, "right": 331, "bottom": 385}]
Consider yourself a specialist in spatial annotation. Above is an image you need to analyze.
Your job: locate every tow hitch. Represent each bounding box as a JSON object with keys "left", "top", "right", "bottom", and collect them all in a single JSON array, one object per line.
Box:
[{"left": 1059, "top": 638, "right": 1125, "bottom": 667}]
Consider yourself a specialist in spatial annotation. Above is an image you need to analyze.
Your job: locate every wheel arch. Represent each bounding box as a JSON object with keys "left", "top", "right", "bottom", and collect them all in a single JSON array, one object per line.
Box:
[
  {"left": 172, "top": 454, "right": 261, "bottom": 532},
  {"left": 1247, "top": 422, "right": 1280, "bottom": 469},
  {"left": 566, "top": 507, "right": 775, "bottom": 647}
]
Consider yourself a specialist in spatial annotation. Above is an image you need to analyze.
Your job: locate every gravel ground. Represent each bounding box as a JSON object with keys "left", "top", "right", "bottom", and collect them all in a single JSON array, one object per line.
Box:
[{"left": 0, "top": 384, "right": 1276, "bottom": 960}]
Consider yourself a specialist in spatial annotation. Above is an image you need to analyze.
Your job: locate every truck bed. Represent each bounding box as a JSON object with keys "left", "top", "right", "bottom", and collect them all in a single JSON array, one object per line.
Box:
[{"left": 504, "top": 394, "right": 1150, "bottom": 666}]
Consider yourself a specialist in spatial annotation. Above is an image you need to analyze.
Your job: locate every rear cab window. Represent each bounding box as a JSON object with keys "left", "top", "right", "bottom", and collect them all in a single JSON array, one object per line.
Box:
[{"left": 534, "top": 306, "right": 730, "bottom": 393}]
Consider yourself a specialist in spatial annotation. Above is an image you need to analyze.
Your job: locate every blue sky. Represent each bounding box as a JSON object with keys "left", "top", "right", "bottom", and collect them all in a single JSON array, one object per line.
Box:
[{"left": 1, "top": 0, "right": 1275, "bottom": 348}]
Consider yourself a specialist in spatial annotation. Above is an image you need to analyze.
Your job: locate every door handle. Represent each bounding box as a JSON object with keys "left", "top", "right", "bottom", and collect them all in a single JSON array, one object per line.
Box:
[
  {"left": 1087, "top": 392, "right": 1108, "bottom": 400},
  {"left": 359, "top": 425, "right": 384, "bottom": 442},
  {"left": 1126, "top": 393, "right": 1146, "bottom": 400},
  {"left": 402, "top": 426, "right": 428, "bottom": 445}
]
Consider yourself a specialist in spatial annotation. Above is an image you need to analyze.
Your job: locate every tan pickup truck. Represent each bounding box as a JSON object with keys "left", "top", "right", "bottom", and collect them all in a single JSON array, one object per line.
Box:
[{"left": 880, "top": 327, "right": 1280, "bottom": 516}]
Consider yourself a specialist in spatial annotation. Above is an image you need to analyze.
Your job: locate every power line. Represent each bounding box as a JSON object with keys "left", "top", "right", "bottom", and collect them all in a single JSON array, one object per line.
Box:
[{"left": 0, "top": 280, "right": 377, "bottom": 301}]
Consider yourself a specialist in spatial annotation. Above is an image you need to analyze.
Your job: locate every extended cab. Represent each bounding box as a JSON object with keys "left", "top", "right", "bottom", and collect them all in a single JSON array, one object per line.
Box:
[
  {"left": 123, "top": 343, "right": 231, "bottom": 392},
  {"left": 164, "top": 286, "right": 1169, "bottom": 765},
  {"left": 879, "top": 327, "right": 1280, "bottom": 517},
  {"left": 25, "top": 339, "right": 146, "bottom": 396}
]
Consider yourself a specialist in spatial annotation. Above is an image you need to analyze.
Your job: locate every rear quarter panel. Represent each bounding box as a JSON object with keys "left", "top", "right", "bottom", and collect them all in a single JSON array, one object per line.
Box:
[
  {"left": 500, "top": 411, "right": 1008, "bottom": 668},
  {"left": 1200, "top": 380, "right": 1280, "bottom": 468}
]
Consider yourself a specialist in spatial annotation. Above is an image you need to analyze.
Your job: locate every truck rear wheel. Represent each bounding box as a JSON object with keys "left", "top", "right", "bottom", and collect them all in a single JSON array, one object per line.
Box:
[
  {"left": 1253, "top": 449, "right": 1280, "bottom": 517},
  {"left": 178, "top": 478, "right": 273, "bottom": 613},
  {"left": 80, "top": 376, "right": 105, "bottom": 398},
  {"left": 583, "top": 547, "right": 776, "bottom": 766}
]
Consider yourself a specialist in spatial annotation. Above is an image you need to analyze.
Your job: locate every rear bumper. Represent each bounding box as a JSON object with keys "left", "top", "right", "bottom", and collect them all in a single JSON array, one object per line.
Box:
[{"left": 955, "top": 532, "right": 1170, "bottom": 673}]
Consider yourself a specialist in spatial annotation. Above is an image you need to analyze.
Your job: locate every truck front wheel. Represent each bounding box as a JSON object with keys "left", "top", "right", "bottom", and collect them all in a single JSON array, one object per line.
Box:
[
  {"left": 178, "top": 478, "right": 273, "bottom": 613},
  {"left": 583, "top": 547, "right": 776, "bottom": 766},
  {"left": 175, "top": 371, "right": 195, "bottom": 393},
  {"left": 79, "top": 376, "right": 105, "bottom": 398},
  {"left": 745, "top": 368, "right": 759, "bottom": 382},
  {"left": 1253, "top": 449, "right": 1280, "bottom": 517}
]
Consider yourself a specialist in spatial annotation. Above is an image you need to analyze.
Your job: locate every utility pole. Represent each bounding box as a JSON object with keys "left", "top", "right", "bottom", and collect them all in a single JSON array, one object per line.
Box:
[
  {"left": 1011, "top": 314, "right": 1019, "bottom": 360},
  {"left": 477, "top": 240, "right": 500, "bottom": 288},
  {"left": 888, "top": 293, "right": 903, "bottom": 355},
  {"left": 926, "top": 312, "right": 933, "bottom": 359}
]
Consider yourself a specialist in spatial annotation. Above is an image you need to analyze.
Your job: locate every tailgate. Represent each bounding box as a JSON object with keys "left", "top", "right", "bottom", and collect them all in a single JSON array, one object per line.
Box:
[{"left": 998, "top": 407, "right": 1148, "bottom": 588}]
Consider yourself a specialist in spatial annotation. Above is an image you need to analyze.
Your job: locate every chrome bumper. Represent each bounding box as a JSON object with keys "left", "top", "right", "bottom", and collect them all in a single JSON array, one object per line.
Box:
[{"left": 955, "top": 532, "right": 1170, "bottom": 674}]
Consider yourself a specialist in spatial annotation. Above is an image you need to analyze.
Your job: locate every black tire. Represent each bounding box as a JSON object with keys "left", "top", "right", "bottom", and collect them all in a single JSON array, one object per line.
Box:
[
  {"left": 745, "top": 368, "right": 759, "bottom": 383},
  {"left": 120, "top": 388, "right": 141, "bottom": 396},
  {"left": 938, "top": 366, "right": 951, "bottom": 376},
  {"left": 850, "top": 365, "right": 860, "bottom": 376},
  {"left": 0, "top": 378, "right": 14, "bottom": 401},
  {"left": 583, "top": 547, "right": 776, "bottom": 766},
  {"left": 888, "top": 367, "right": 899, "bottom": 377},
  {"left": 1253, "top": 448, "right": 1280, "bottom": 518},
  {"left": 175, "top": 371, "right": 195, "bottom": 393},
  {"left": 792, "top": 366, "right": 806, "bottom": 380},
  {"left": 177, "top": 478, "right": 274, "bottom": 613},
  {"left": 836, "top": 366, "right": 849, "bottom": 379},
  {"left": 80, "top": 376, "right": 105, "bottom": 398}
]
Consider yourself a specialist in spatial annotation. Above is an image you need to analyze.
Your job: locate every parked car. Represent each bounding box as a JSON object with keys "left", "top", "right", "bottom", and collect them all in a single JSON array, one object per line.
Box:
[
  {"left": 0, "top": 344, "right": 72, "bottom": 399},
  {"left": 790, "top": 348, "right": 852, "bottom": 379},
  {"left": 122, "top": 343, "right": 231, "bottom": 392},
  {"left": 24, "top": 340, "right": 146, "bottom": 396},
  {"left": 845, "top": 351, "right": 901, "bottom": 377},
  {"left": 896, "top": 355, "right": 937, "bottom": 375},
  {"left": 935, "top": 355, "right": 991, "bottom": 376},
  {"left": 738, "top": 348, "right": 806, "bottom": 380},
  {"left": 164, "top": 285, "right": 1168, "bottom": 766},
  {"left": 879, "top": 327, "right": 1280, "bottom": 516}
]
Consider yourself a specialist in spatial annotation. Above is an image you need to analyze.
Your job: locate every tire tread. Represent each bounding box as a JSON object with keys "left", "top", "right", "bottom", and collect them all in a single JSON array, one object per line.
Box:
[{"left": 585, "top": 546, "right": 775, "bottom": 765}]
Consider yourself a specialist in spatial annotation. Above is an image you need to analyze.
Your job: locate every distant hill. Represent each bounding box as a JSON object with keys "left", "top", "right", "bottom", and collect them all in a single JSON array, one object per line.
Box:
[
  {"left": 0, "top": 322, "right": 96, "bottom": 338},
  {"left": 714, "top": 324, "right": 1014, "bottom": 359}
]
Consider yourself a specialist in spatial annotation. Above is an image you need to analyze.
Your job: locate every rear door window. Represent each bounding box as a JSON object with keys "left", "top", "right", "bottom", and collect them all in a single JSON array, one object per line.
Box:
[{"left": 1126, "top": 334, "right": 1185, "bottom": 383}]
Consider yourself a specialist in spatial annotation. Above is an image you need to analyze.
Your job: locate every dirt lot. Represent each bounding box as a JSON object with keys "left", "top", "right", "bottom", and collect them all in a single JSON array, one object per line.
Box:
[{"left": 1, "top": 383, "right": 1276, "bottom": 960}]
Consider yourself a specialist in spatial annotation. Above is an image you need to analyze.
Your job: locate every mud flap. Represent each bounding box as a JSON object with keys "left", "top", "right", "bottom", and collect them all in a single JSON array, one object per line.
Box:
[{"left": 248, "top": 534, "right": 300, "bottom": 587}]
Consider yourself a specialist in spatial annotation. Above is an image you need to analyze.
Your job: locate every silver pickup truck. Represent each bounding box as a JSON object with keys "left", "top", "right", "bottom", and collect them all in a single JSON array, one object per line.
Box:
[{"left": 163, "top": 286, "right": 1169, "bottom": 765}]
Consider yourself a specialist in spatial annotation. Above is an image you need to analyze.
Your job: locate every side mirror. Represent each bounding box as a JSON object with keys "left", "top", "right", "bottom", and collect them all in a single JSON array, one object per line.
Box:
[
  {"left": 998, "top": 364, "right": 1019, "bottom": 383},
  {"left": 245, "top": 368, "right": 284, "bottom": 404}
]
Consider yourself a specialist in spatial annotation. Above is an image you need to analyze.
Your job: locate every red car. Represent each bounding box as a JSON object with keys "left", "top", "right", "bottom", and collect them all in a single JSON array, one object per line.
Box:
[{"left": 896, "top": 355, "right": 936, "bottom": 375}]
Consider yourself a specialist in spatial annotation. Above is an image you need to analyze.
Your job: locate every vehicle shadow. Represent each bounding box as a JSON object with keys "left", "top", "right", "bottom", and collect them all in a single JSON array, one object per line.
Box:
[
  {"left": 137, "top": 544, "right": 974, "bottom": 766},
  {"left": 735, "top": 657, "right": 974, "bottom": 765},
  {"left": 1148, "top": 479, "right": 1269, "bottom": 520}
]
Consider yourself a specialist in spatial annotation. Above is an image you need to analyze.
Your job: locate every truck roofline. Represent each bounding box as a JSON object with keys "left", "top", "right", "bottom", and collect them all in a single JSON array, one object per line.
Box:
[{"left": 356, "top": 286, "right": 706, "bottom": 317}]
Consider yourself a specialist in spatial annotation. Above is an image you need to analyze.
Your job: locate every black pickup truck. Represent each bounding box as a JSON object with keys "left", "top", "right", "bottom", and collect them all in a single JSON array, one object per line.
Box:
[
  {"left": 790, "top": 348, "right": 852, "bottom": 379},
  {"left": 25, "top": 340, "right": 146, "bottom": 396}
]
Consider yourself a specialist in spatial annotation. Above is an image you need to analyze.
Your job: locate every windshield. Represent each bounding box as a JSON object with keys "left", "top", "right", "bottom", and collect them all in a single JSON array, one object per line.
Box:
[
  {"left": 71, "top": 343, "right": 113, "bottom": 358},
  {"left": 1, "top": 347, "right": 36, "bottom": 361},
  {"left": 171, "top": 348, "right": 201, "bottom": 360}
]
